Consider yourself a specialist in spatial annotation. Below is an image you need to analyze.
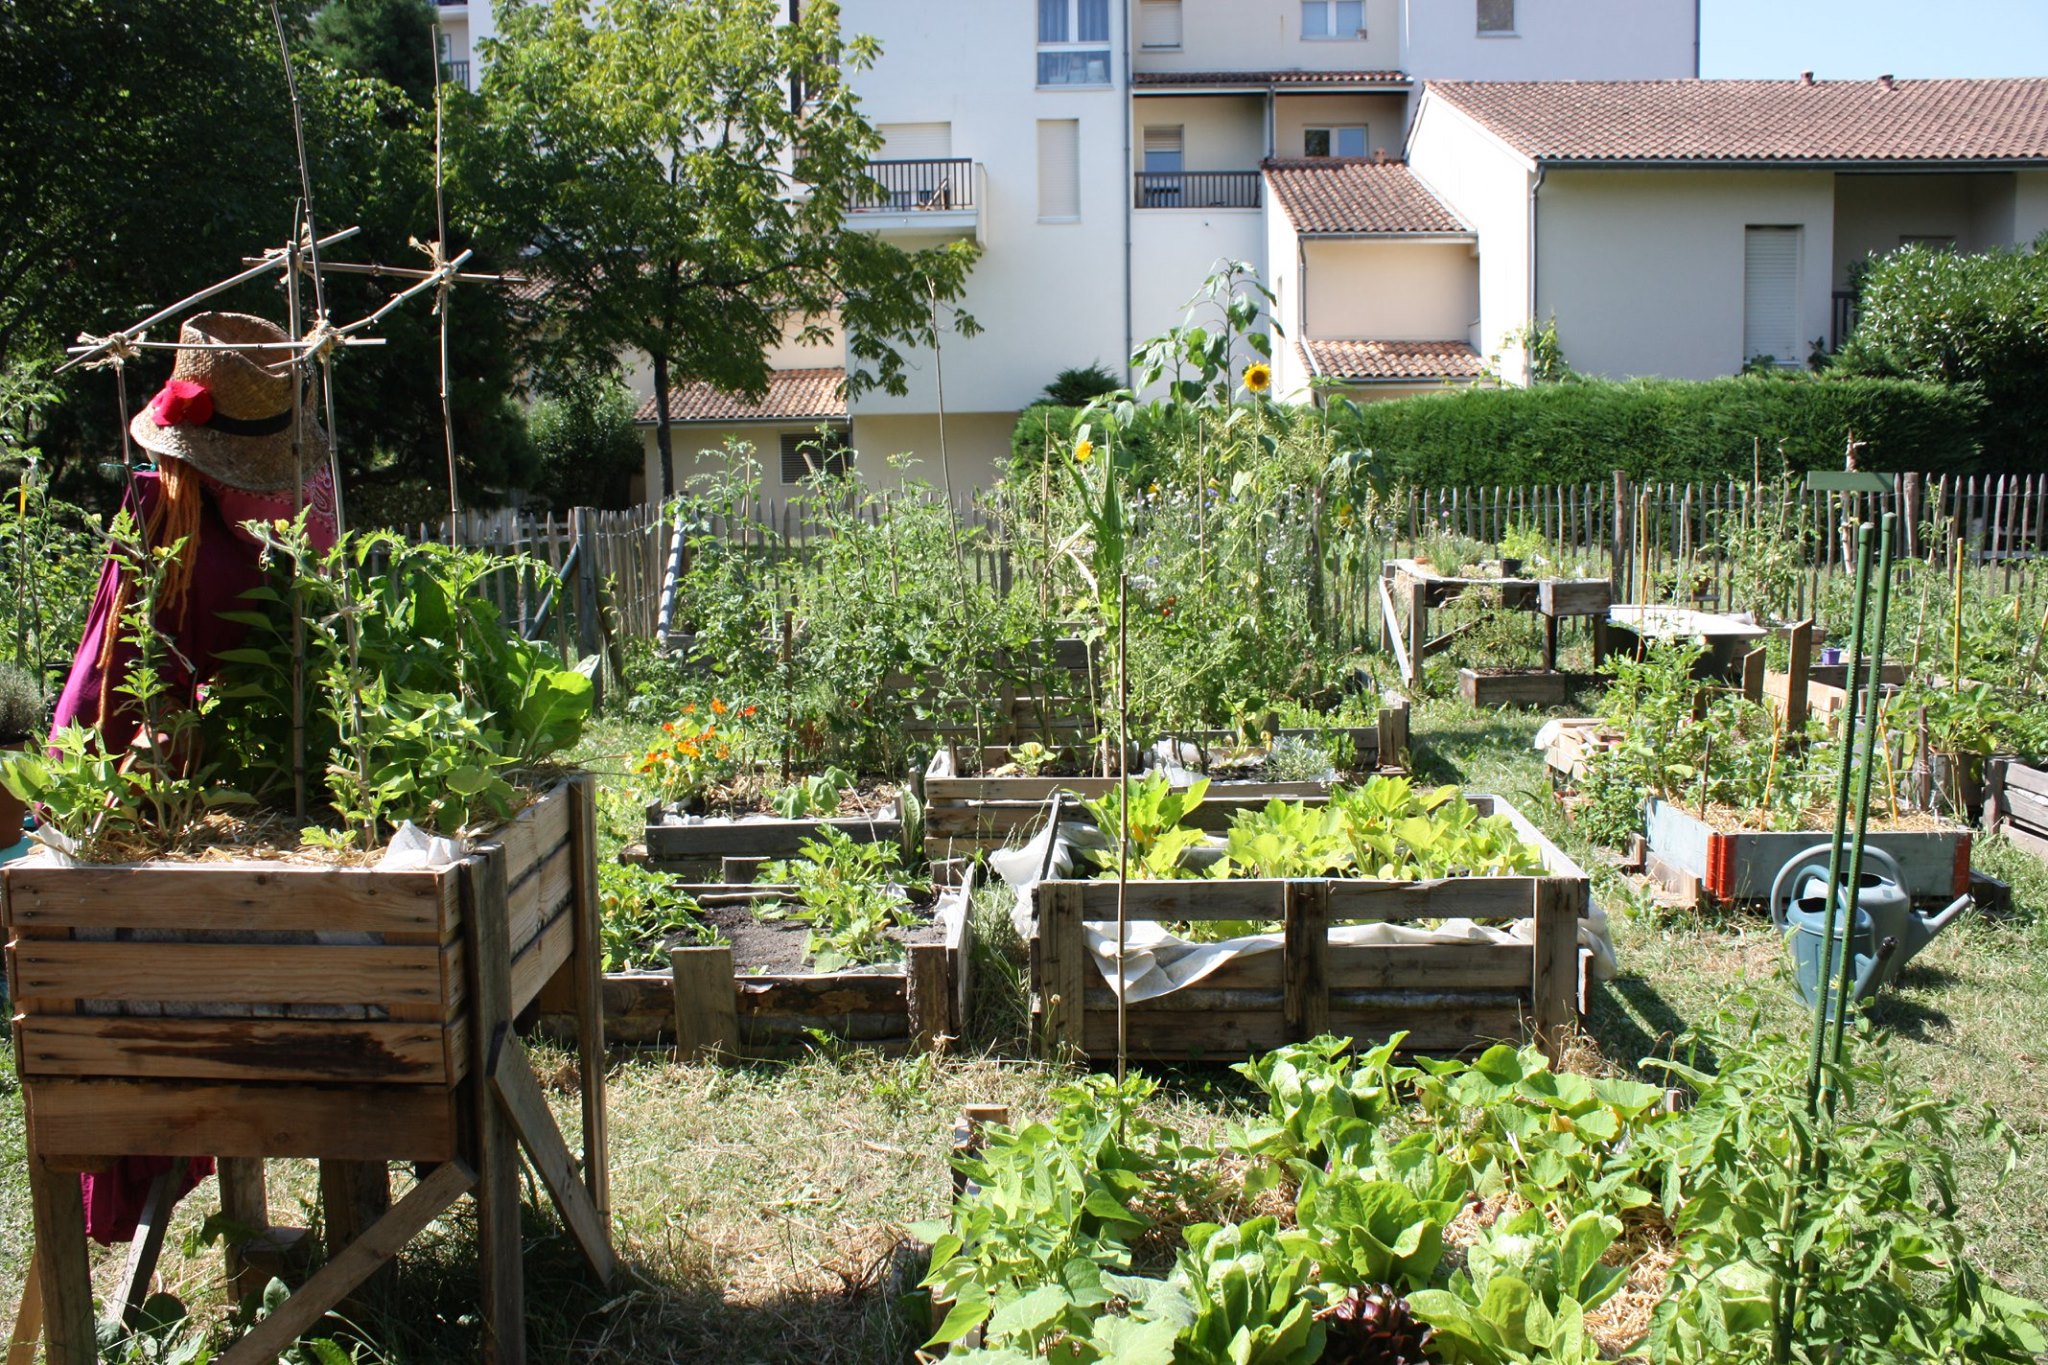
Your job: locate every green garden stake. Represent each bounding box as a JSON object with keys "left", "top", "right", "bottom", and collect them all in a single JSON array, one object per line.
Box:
[{"left": 1829, "top": 513, "right": 1897, "bottom": 1076}]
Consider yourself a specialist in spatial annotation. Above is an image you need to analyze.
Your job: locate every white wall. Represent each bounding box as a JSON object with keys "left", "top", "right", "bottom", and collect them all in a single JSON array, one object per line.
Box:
[
  {"left": 638, "top": 423, "right": 841, "bottom": 509},
  {"left": 1272, "top": 93, "right": 1408, "bottom": 162},
  {"left": 2011, "top": 171, "right": 2048, "bottom": 245},
  {"left": 1302, "top": 240, "right": 1477, "bottom": 341},
  {"left": 1404, "top": 92, "right": 1534, "bottom": 381},
  {"left": 1267, "top": 196, "right": 1312, "bottom": 399},
  {"left": 1399, "top": 0, "right": 1696, "bottom": 80},
  {"left": 842, "top": 0, "right": 1130, "bottom": 417},
  {"left": 1536, "top": 168, "right": 1836, "bottom": 380},
  {"left": 850, "top": 413, "right": 1019, "bottom": 501},
  {"left": 1130, "top": 206, "right": 1270, "bottom": 361},
  {"left": 1130, "top": 96, "right": 1265, "bottom": 172},
  {"left": 1136, "top": 0, "right": 1401, "bottom": 76}
]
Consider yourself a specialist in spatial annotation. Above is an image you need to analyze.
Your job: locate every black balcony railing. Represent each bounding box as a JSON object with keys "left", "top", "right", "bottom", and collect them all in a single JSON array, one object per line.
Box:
[
  {"left": 1134, "top": 171, "right": 1261, "bottom": 209},
  {"left": 1831, "top": 288, "right": 1861, "bottom": 350},
  {"left": 851, "top": 158, "right": 976, "bottom": 212}
]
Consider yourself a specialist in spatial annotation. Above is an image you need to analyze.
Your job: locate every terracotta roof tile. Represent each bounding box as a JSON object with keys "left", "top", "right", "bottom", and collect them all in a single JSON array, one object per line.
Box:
[
  {"left": 1305, "top": 339, "right": 1483, "bottom": 381},
  {"left": 1134, "top": 69, "right": 1408, "bottom": 88},
  {"left": 634, "top": 368, "right": 847, "bottom": 424},
  {"left": 1264, "top": 159, "right": 1469, "bottom": 234},
  {"left": 1428, "top": 78, "right": 2048, "bottom": 164}
]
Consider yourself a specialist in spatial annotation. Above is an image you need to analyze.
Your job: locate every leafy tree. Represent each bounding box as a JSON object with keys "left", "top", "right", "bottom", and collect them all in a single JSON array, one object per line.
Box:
[
  {"left": 307, "top": 0, "right": 440, "bottom": 105},
  {"left": 528, "top": 373, "right": 644, "bottom": 509},
  {"left": 464, "top": 0, "right": 980, "bottom": 497},
  {"left": 1833, "top": 237, "right": 2048, "bottom": 465}
]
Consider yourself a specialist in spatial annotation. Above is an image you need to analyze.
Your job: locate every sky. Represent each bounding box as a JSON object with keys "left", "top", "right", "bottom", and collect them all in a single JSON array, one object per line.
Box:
[{"left": 1699, "top": 0, "right": 2048, "bottom": 79}]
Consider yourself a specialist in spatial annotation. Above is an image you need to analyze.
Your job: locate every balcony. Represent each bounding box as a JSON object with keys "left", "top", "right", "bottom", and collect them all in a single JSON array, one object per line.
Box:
[
  {"left": 845, "top": 158, "right": 983, "bottom": 242},
  {"left": 1831, "top": 288, "right": 1861, "bottom": 351},
  {"left": 443, "top": 59, "right": 470, "bottom": 91},
  {"left": 1134, "top": 171, "right": 1261, "bottom": 210}
]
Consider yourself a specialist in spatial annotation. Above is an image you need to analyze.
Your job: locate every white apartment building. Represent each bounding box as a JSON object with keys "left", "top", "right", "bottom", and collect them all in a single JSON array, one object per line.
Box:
[{"left": 610, "top": 0, "right": 1701, "bottom": 503}]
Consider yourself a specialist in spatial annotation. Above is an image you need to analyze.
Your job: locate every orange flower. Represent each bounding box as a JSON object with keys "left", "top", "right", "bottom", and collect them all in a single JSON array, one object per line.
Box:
[
  {"left": 742, "top": 705, "right": 758, "bottom": 718},
  {"left": 682, "top": 704, "right": 697, "bottom": 716},
  {"left": 711, "top": 698, "right": 727, "bottom": 716}
]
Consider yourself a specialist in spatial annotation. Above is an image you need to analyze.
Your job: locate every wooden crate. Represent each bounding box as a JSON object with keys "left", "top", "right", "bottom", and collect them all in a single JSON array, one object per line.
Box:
[
  {"left": 1460, "top": 668, "right": 1574, "bottom": 708},
  {"left": 2, "top": 779, "right": 592, "bottom": 1164},
  {"left": 1643, "top": 797, "right": 1972, "bottom": 905},
  {"left": 657, "top": 867, "right": 977, "bottom": 1058},
  {"left": 1028, "top": 794, "right": 1589, "bottom": 1063},
  {"left": 640, "top": 799, "right": 904, "bottom": 872},
  {"left": 1987, "top": 758, "right": 2048, "bottom": 866}
]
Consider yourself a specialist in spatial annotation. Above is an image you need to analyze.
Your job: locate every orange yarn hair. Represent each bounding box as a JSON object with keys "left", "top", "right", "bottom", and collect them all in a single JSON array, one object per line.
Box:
[{"left": 94, "top": 458, "right": 205, "bottom": 720}]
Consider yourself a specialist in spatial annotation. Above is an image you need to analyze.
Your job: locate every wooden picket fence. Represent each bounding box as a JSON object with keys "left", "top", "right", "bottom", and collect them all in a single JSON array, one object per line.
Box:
[{"left": 412, "top": 471, "right": 2047, "bottom": 661}]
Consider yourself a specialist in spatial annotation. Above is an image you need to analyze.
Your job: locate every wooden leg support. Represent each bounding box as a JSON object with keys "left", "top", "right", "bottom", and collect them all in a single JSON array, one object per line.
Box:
[
  {"left": 119, "top": 1157, "right": 190, "bottom": 1327},
  {"left": 487, "top": 1035, "right": 616, "bottom": 1287},
  {"left": 319, "top": 1161, "right": 392, "bottom": 1326},
  {"left": 25, "top": 1157, "right": 94, "bottom": 1365},
  {"left": 565, "top": 772, "right": 611, "bottom": 1224},
  {"left": 670, "top": 946, "right": 738, "bottom": 1062},
  {"left": 215, "top": 1161, "right": 477, "bottom": 1365},
  {"left": 465, "top": 849, "right": 527, "bottom": 1365}
]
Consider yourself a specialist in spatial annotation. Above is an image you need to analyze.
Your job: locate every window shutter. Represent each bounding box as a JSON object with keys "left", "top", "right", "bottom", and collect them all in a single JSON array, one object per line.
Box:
[
  {"left": 1038, "top": 119, "right": 1081, "bottom": 220},
  {"left": 1743, "top": 226, "right": 1801, "bottom": 367},
  {"left": 877, "top": 122, "right": 953, "bottom": 162},
  {"left": 1139, "top": 0, "right": 1182, "bottom": 48},
  {"left": 1477, "top": 0, "right": 1514, "bottom": 32}
]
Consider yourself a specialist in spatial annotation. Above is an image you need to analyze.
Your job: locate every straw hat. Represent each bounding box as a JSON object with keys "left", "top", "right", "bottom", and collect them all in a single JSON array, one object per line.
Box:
[{"left": 128, "top": 312, "right": 329, "bottom": 493}]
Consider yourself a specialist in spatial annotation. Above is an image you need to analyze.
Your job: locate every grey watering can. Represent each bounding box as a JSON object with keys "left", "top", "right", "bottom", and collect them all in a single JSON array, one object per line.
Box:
[{"left": 1770, "top": 844, "right": 1972, "bottom": 1006}]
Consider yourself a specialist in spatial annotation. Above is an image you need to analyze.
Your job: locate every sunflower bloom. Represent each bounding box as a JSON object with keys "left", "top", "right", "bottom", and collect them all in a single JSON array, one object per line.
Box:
[{"left": 1244, "top": 363, "right": 1272, "bottom": 394}]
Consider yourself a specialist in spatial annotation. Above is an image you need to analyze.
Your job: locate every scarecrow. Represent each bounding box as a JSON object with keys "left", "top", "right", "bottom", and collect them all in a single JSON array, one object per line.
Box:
[{"left": 51, "top": 311, "right": 339, "bottom": 1243}]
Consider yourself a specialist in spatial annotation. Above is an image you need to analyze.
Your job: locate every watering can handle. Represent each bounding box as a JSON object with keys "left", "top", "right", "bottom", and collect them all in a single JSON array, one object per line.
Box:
[{"left": 1767, "top": 843, "right": 1908, "bottom": 931}]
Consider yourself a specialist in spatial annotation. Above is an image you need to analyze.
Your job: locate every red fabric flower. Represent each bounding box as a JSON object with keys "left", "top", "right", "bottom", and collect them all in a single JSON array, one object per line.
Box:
[{"left": 149, "top": 378, "right": 213, "bottom": 428}]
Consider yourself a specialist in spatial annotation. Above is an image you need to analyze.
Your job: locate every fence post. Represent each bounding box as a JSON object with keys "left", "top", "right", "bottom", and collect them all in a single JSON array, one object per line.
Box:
[{"left": 1611, "top": 471, "right": 1632, "bottom": 602}]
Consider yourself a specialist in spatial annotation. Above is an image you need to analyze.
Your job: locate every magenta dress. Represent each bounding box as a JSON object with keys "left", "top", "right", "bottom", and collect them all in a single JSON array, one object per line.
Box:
[{"left": 54, "top": 462, "right": 337, "bottom": 1244}]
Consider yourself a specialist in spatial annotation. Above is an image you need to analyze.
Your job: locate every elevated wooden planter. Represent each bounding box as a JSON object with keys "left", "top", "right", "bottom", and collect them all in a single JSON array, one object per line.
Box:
[
  {"left": 1987, "top": 758, "right": 2048, "bottom": 866},
  {"left": 589, "top": 867, "right": 977, "bottom": 1057},
  {"left": 639, "top": 798, "right": 904, "bottom": 873},
  {"left": 1028, "top": 794, "right": 1589, "bottom": 1064},
  {"left": 3, "top": 776, "right": 613, "bottom": 1365},
  {"left": 1643, "top": 796, "right": 1972, "bottom": 905}
]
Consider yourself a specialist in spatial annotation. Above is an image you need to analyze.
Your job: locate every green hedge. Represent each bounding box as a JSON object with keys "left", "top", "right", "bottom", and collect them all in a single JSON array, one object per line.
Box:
[{"left": 1012, "top": 375, "right": 1987, "bottom": 487}]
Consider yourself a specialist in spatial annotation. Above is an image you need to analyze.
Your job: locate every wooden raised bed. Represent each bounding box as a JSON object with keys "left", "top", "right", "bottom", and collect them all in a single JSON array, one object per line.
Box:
[
  {"left": 1460, "top": 667, "right": 1575, "bottom": 708},
  {"left": 1643, "top": 796, "right": 1972, "bottom": 905},
  {"left": 1987, "top": 758, "right": 2048, "bottom": 866},
  {"left": 639, "top": 797, "right": 904, "bottom": 873},
  {"left": 591, "top": 867, "right": 977, "bottom": 1056},
  {"left": 922, "top": 698, "right": 1410, "bottom": 860},
  {"left": 1028, "top": 793, "right": 1589, "bottom": 1063},
  {"left": 3, "top": 776, "right": 612, "bottom": 1365}
]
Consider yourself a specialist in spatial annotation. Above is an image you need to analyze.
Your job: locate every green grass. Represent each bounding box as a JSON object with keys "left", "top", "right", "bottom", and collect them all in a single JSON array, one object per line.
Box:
[{"left": 3, "top": 696, "right": 2044, "bottom": 1360}]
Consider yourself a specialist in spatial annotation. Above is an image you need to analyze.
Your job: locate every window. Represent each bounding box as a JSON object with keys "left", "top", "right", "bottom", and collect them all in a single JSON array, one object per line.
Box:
[
  {"left": 1477, "top": 0, "right": 1515, "bottom": 33},
  {"left": 780, "top": 430, "right": 851, "bottom": 486},
  {"left": 1138, "top": 0, "right": 1182, "bottom": 49},
  {"left": 1038, "top": 0, "right": 1111, "bottom": 86},
  {"left": 1301, "top": 0, "right": 1365, "bottom": 38},
  {"left": 1743, "top": 226, "right": 1802, "bottom": 368},
  {"left": 1304, "top": 125, "right": 1368, "bottom": 157},
  {"left": 1142, "top": 126, "right": 1184, "bottom": 174},
  {"left": 1038, "top": 118, "right": 1081, "bottom": 220}
]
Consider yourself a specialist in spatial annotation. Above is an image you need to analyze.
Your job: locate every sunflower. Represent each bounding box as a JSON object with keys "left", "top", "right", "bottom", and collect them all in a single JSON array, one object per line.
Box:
[
  {"left": 1243, "top": 362, "right": 1273, "bottom": 394},
  {"left": 1073, "top": 438, "right": 1094, "bottom": 463}
]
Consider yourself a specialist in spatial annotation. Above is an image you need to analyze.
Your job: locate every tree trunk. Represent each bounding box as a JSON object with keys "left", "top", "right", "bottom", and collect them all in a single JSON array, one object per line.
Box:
[{"left": 651, "top": 350, "right": 676, "bottom": 500}]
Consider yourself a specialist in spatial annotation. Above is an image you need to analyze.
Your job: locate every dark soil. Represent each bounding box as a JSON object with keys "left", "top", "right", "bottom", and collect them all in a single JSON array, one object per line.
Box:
[
  {"left": 673, "top": 892, "right": 944, "bottom": 974},
  {"left": 658, "top": 778, "right": 899, "bottom": 823}
]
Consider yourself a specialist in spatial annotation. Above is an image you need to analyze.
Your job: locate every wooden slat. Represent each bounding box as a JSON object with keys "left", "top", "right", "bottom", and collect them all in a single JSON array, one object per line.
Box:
[
  {"left": 4, "top": 867, "right": 453, "bottom": 935},
  {"left": 12, "top": 942, "right": 447, "bottom": 1008},
  {"left": 1531, "top": 877, "right": 1584, "bottom": 1062},
  {"left": 505, "top": 840, "right": 575, "bottom": 962},
  {"left": 1327, "top": 942, "right": 1532, "bottom": 990},
  {"left": 493, "top": 783, "right": 574, "bottom": 888},
  {"left": 488, "top": 1036, "right": 615, "bottom": 1286},
  {"left": 461, "top": 846, "right": 526, "bottom": 1365},
  {"left": 24, "top": 1080, "right": 458, "bottom": 1161},
  {"left": 17, "top": 1016, "right": 449, "bottom": 1085},
  {"left": 509, "top": 906, "right": 575, "bottom": 1014},
  {"left": 672, "top": 946, "right": 739, "bottom": 1061}
]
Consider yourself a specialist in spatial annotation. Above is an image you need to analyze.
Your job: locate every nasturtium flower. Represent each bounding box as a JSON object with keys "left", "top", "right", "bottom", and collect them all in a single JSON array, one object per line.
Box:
[{"left": 1244, "top": 362, "right": 1272, "bottom": 394}]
